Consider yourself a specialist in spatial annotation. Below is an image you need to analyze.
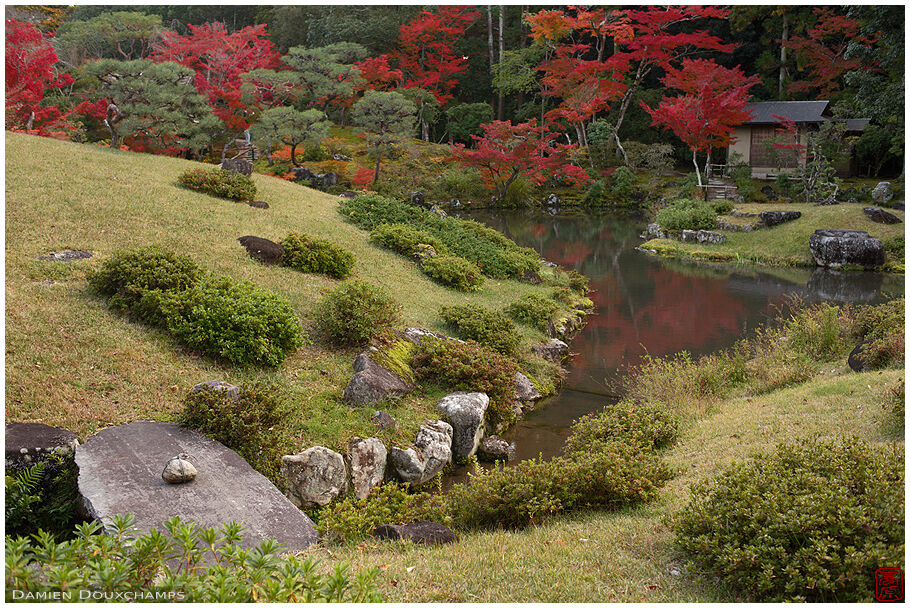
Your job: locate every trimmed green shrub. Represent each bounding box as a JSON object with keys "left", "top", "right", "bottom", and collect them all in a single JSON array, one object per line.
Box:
[
  {"left": 610, "top": 166, "right": 637, "bottom": 202},
  {"left": 313, "top": 281, "right": 401, "bottom": 347},
  {"left": 369, "top": 223, "right": 447, "bottom": 256},
  {"left": 87, "top": 246, "right": 203, "bottom": 324},
  {"left": 506, "top": 294, "right": 559, "bottom": 331},
  {"left": 674, "top": 437, "right": 904, "bottom": 602},
  {"left": 178, "top": 384, "right": 291, "bottom": 485},
  {"left": 411, "top": 336, "right": 518, "bottom": 426},
  {"left": 852, "top": 297, "right": 905, "bottom": 369},
  {"left": 178, "top": 168, "right": 257, "bottom": 201},
  {"left": 447, "top": 439, "right": 671, "bottom": 530},
  {"left": 440, "top": 304, "right": 521, "bottom": 356},
  {"left": 6, "top": 515, "right": 383, "bottom": 602},
  {"left": 783, "top": 302, "right": 848, "bottom": 361},
  {"left": 159, "top": 277, "right": 304, "bottom": 367},
  {"left": 316, "top": 483, "right": 450, "bottom": 543},
  {"left": 654, "top": 198, "right": 718, "bottom": 231},
  {"left": 583, "top": 179, "right": 607, "bottom": 206},
  {"left": 280, "top": 232, "right": 355, "bottom": 279},
  {"left": 340, "top": 194, "right": 541, "bottom": 279},
  {"left": 564, "top": 399, "right": 679, "bottom": 452},
  {"left": 422, "top": 255, "right": 484, "bottom": 291},
  {"left": 883, "top": 378, "right": 904, "bottom": 422}
]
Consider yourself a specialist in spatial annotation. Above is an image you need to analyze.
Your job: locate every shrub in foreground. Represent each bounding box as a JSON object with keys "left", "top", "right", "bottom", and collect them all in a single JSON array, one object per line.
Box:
[
  {"left": 852, "top": 297, "right": 905, "bottom": 369},
  {"left": 422, "top": 255, "right": 484, "bottom": 291},
  {"left": 440, "top": 304, "right": 521, "bottom": 356},
  {"left": 87, "top": 247, "right": 202, "bottom": 324},
  {"left": 280, "top": 232, "right": 355, "bottom": 279},
  {"left": 178, "top": 168, "right": 257, "bottom": 201},
  {"left": 564, "top": 399, "right": 679, "bottom": 452},
  {"left": 506, "top": 294, "right": 559, "bottom": 332},
  {"left": 178, "top": 384, "right": 292, "bottom": 485},
  {"left": 674, "top": 437, "right": 904, "bottom": 602},
  {"left": 6, "top": 515, "right": 382, "bottom": 602},
  {"left": 411, "top": 337, "right": 517, "bottom": 427},
  {"left": 313, "top": 281, "right": 401, "bottom": 347},
  {"left": 159, "top": 277, "right": 304, "bottom": 367}
]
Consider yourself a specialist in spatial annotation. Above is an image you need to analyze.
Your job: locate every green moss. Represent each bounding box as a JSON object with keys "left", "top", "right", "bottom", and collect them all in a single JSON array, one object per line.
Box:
[{"left": 372, "top": 338, "right": 417, "bottom": 386}]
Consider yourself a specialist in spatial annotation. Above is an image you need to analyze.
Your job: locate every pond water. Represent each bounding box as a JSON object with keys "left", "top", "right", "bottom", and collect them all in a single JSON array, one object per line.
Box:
[{"left": 462, "top": 207, "right": 904, "bottom": 464}]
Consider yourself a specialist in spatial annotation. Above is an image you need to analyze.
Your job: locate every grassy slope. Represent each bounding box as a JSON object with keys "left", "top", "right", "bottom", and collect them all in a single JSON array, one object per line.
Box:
[
  {"left": 4, "top": 132, "right": 552, "bottom": 448},
  {"left": 642, "top": 202, "right": 905, "bottom": 271},
  {"left": 315, "top": 366, "right": 903, "bottom": 602}
]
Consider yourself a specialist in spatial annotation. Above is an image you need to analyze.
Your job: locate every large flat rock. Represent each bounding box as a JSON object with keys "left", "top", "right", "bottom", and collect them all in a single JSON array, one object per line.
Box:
[{"left": 75, "top": 421, "right": 317, "bottom": 552}]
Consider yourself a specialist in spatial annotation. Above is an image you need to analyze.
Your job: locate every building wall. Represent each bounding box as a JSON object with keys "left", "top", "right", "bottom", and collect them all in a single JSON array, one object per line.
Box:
[{"left": 728, "top": 127, "right": 751, "bottom": 165}]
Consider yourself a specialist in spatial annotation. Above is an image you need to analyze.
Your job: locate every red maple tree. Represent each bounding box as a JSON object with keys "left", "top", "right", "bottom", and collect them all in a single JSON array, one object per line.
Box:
[
  {"left": 150, "top": 23, "right": 281, "bottom": 131},
  {"left": 5, "top": 19, "right": 73, "bottom": 131},
  {"left": 393, "top": 6, "right": 479, "bottom": 105},
  {"left": 786, "top": 8, "right": 875, "bottom": 98},
  {"left": 642, "top": 58, "right": 759, "bottom": 186},
  {"left": 451, "top": 119, "right": 591, "bottom": 201}
]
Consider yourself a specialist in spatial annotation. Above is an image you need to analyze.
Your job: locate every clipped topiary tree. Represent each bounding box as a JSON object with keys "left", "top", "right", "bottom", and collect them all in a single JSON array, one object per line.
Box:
[{"left": 352, "top": 90, "right": 416, "bottom": 183}]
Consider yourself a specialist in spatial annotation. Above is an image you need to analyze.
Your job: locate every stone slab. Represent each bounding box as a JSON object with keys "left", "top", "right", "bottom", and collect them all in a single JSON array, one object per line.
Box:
[
  {"left": 75, "top": 421, "right": 317, "bottom": 552},
  {"left": 6, "top": 422, "right": 78, "bottom": 471}
]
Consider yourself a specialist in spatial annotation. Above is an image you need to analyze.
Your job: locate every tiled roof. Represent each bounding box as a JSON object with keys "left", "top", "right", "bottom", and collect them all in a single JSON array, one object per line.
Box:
[{"left": 744, "top": 100, "right": 831, "bottom": 124}]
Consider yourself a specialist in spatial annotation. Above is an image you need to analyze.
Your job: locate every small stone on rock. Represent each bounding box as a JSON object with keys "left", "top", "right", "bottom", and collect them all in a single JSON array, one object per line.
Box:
[{"left": 162, "top": 455, "right": 197, "bottom": 484}]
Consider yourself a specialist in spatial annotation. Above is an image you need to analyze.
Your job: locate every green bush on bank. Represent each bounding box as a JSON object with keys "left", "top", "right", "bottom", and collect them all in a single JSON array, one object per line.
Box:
[
  {"left": 654, "top": 198, "right": 723, "bottom": 231},
  {"left": 159, "top": 277, "right": 304, "bottom": 367},
  {"left": 369, "top": 223, "right": 448, "bottom": 256},
  {"left": 313, "top": 281, "right": 401, "bottom": 347},
  {"left": 89, "top": 248, "right": 304, "bottom": 367},
  {"left": 440, "top": 304, "right": 522, "bottom": 356},
  {"left": 506, "top": 294, "right": 559, "bottom": 331},
  {"left": 411, "top": 336, "right": 517, "bottom": 427},
  {"left": 674, "top": 436, "right": 904, "bottom": 602},
  {"left": 178, "top": 168, "right": 257, "bottom": 201},
  {"left": 280, "top": 232, "right": 355, "bottom": 279},
  {"left": 177, "top": 384, "right": 291, "bottom": 486},
  {"left": 6, "top": 515, "right": 383, "bottom": 602},
  {"left": 564, "top": 399, "right": 680, "bottom": 452},
  {"left": 340, "top": 194, "right": 540, "bottom": 279},
  {"left": 421, "top": 255, "right": 484, "bottom": 291}
]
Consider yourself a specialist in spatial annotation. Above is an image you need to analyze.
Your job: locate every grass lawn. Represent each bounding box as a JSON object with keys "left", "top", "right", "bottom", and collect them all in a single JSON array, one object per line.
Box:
[
  {"left": 4, "top": 131, "right": 558, "bottom": 449},
  {"left": 642, "top": 201, "right": 905, "bottom": 272},
  {"left": 313, "top": 366, "right": 903, "bottom": 602}
]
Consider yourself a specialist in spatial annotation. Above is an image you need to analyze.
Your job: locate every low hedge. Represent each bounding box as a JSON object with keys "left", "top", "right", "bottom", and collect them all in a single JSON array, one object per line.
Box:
[
  {"left": 369, "top": 223, "right": 447, "bottom": 256},
  {"left": 440, "top": 304, "right": 522, "bottom": 356},
  {"left": 506, "top": 294, "right": 559, "bottom": 332},
  {"left": 674, "top": 436, "right": 904, "bottom": 602},
  {"left": 654, "top": 198, "right": 723, "bottom": 231},
  {"left": 313, "top": 281, "right": 401, "bottom": 347},
  {"left": 159, "top": 277, "right": 304, "bottom": 367},
  {"left": 422, "top": 255, "right": 484, "bottom": 291},
  {"left": 178, "top": 168, "right": 257, "bottom": 201},
  {"left": 280, "top": 232, "right": 354, "bottom": 279}
]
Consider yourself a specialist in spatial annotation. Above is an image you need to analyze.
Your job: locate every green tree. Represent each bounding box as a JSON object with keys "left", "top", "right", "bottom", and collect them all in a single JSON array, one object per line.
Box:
[
  {"left": 283, "top": 42, "right": 367, "bottom": 113},
  {"left": 352, "top": 90, "right": 417, "bottom": 183},
  {"left": 446, "top": 102, "right": 493, "bottom": 145},
  {"left": 54, "top": 11, "right": 162, "bottom": 67},
  {"left": 251, "top": 106, "right": 330, "bottom": 166},
  {"left": 400, "top": 87, "right": 440, "bottom": 142},
  {"left": 82, "top": 59, "right": 220, "bottom": 153}
]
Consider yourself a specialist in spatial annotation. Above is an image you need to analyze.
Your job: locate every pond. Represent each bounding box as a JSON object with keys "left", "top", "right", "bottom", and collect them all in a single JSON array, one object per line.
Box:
[{"left": 463, "top": 207, "right": 904, "bottom": 464}]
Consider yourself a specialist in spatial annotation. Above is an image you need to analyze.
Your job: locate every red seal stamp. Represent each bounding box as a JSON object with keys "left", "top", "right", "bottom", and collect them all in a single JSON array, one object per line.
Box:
[{"left": 875, "top": 568, "right": 904, "bottom": 602}]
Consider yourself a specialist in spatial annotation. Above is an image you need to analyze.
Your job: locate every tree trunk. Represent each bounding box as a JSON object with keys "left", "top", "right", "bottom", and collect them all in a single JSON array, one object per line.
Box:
[
  {"left": 499, "top": 168, "right": 520, "bottom": 201},
  {"left": 693, "top": 148, "right": 703, "bottom": 187},
  {"left": 290, "top": 143, "right": 299, "bottom": 166},
  {"left": 104, "top": 103, "right": 124, "bottom": 149},
  {"left": 487, "top": 6, "right": 494, "bottom": 70},
  {"left": 779, "top": 12, "right": 788, "bottom": 99},
  {"left": 498, "top": 5, "right": 505, "bottom": 120},
  {"left": 373, "top": 147, "right": 382, "bottom": 183}
]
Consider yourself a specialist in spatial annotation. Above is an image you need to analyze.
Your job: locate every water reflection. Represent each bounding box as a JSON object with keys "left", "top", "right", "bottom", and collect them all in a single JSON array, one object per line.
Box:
[{"left": 466, "top": 208, "right": 904, "bottom": 463}]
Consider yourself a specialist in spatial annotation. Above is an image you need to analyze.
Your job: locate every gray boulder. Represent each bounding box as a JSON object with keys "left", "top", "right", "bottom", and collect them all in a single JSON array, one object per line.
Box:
[
  {"left": 646, "top": 223, "right": 667, "bottom": 239},
  {"left": 514, "top": 372, "right": 541, "bottom": 403},
  {"left": 191, "top": 380, "right": 240, "bottom": 402},
  {"left": 808, "top": 229, "right": 885, "bottom": 269},
  {"left": 410, "top": 191, "right": 425, "bottom": 206},
  {"left": 411, "top": 244, "right": 438, "bottom": 268},
  {"left": 38, "top": 250, "right": 92, "bottom": 262},
  {"left": 343, "top": 352, "right": 412, "bottom": 407},
  {"left": 892, "top": 201, "right": 904, "bottom": 211},
  {"left": 848, "top": 340, "right": 873, "bottom": 372},
  {"left": 477, "top": 435, "right": 515, "bottom": 462},
  {"left": 436, "top": 392, "right": 489, "bottom": 462},
  {"left": 75, "top": 421, "right": 317, "bottom": 551},
  {"left": 373, "top": 521, "right": 458, "bottom": 545},
  {"left": 401, "top": 327, "right": 460, "bottom": 346},
  {"left": 339, "top": 191, "right": 359, "bottom": 198},
  {"left": 220, "top": 158, "right": 253, "bottom": 176},
  {"left": 520, "top": 269, "right": 543, "bottom": 284},
  {"left": 281, "top": 446, "right": 347, "bottom": 508},
  {"left": 696, "top": 230, "right": 727, "bottom": 244},
  {"left": 545, "top": 193, "right": 560, "bottom": 206},
  {"left": 238, "top": 236, "right": 284, "bottom": 265},
  {"left": 388, "top": 421, "right": 452, "bottom": 486},
  {"left": 680, "top": 229, "right": 698, "bottom": 243},
  {"left": 863, "top": 207, "right": 902, "bottom": 225},
  {"left": 6, "top": 422, "right": 78, "bottom": 473},
  {"left": 760, "top": 185, "right": 778, "bottom": 200},
  {"left": 347, "top": 437, "right": 387, "bottom": 500},
  {"left": 759, "top": 210, "right": 802, "bottom": 227},
  {"left": 532, "top": 339, "right": 569, "bottom": 362},
  {"left": 248, "top": 201, "right": 269, "bottom": 209},
  {"left": 871, "top": 182, "right": 893, "bottom": 204}
]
